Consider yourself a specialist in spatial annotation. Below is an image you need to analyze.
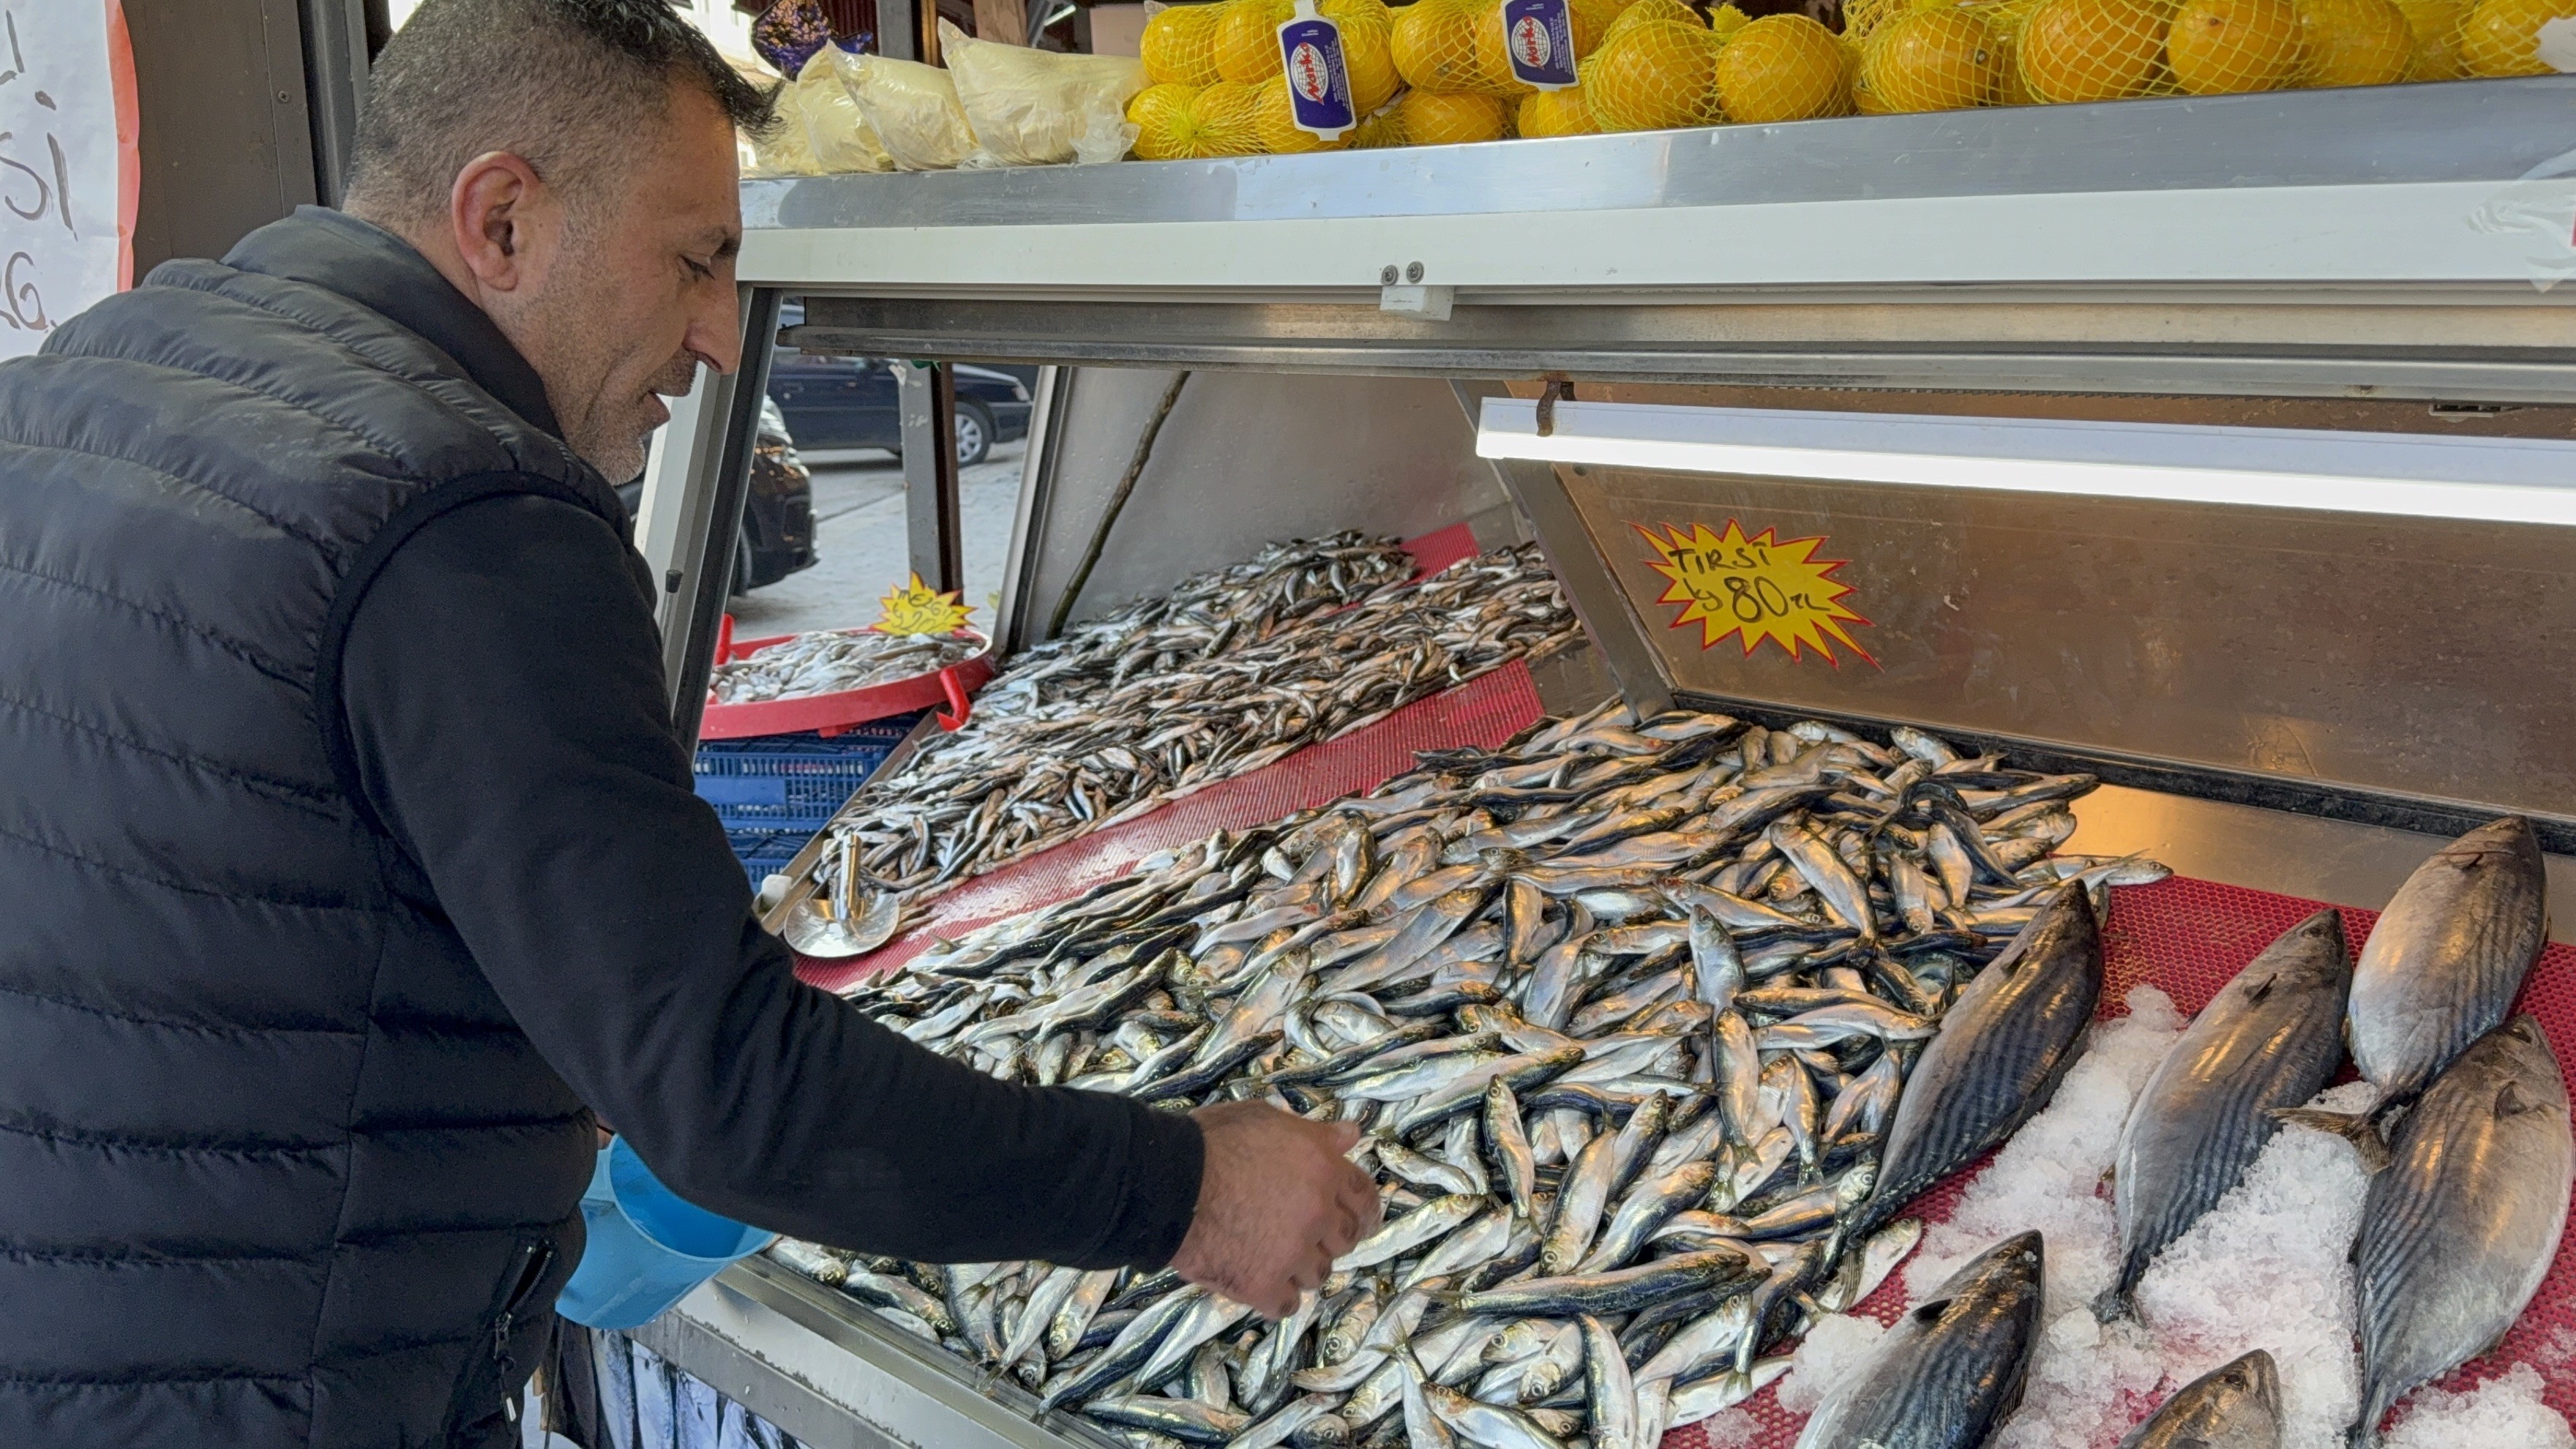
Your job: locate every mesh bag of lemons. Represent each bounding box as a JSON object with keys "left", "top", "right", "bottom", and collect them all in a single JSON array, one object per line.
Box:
[{"left": 1130, "top": 0, "right": 2570, "bottom": 160}]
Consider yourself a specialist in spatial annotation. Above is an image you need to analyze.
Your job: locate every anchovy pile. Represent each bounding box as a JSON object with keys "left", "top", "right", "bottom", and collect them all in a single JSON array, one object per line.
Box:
[
  {"left": 788, "top": 535, "right": 1584, "bottom": 954},
  {"left": 768, "top": 699, "right": 2167, "bottom": 1448},
  {"left": 708, "top": 629, "right": 984, "bottom": 705}
]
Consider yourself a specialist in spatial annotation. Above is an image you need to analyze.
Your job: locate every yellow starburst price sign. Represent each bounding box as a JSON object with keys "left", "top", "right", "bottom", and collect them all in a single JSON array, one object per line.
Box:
[
  {"left": 869, "top": 572, "right": 973, "bottom": 637},
  {"left": 1634, "top": 520, "right": 1876, "bottom": 667}
]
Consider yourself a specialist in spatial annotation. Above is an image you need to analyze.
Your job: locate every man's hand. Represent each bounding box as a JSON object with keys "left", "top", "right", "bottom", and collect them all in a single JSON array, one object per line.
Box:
[{"left": 1169, "top": 1101, "right": 1381, "bottom": 1319}]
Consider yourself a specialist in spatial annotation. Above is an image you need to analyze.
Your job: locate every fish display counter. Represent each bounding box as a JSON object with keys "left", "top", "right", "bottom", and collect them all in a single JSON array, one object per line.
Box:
[{"left": 611, "top": 110, "right": 2576, "bottom": 1449}]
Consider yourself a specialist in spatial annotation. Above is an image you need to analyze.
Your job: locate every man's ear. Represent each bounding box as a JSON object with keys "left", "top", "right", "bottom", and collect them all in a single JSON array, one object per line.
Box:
[{"left": 448, "top": 150, "right": 545, "bottom": 294}]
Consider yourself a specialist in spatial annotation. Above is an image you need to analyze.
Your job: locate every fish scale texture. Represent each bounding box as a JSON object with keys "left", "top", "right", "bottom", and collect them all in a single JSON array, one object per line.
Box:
[
  {"left": 1674, "top": 874, "right": 2576, "bottom": 1449},
  {"left": 797, "top": 654, "right": 1543, "bottom": 994}
]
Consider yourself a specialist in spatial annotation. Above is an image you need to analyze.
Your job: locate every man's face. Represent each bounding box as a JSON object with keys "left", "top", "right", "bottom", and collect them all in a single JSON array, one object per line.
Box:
[{"left": 497, "top": 84, "right": 744, "bottom": 482}]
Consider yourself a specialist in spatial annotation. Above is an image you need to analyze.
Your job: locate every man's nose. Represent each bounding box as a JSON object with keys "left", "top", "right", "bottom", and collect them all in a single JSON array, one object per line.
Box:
[{"left": 691, "top": 293, "right": 745, "bottom": 376}]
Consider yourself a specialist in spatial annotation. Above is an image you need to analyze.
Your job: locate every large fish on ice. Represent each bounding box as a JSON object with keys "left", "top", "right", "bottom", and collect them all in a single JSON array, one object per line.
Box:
[
  {"left": 1793, "top": 1230, "right": 2045, "bottom": 1449},
  {"left": 1852, "top": 886, "right": 2102, "bottom": 1238},
  {"left": 2096, "top": 910, "right": 2351, "bottom": 1320},
  {"left": 2347, "top": 816, "right": 2547, "bottom": 1110},
  {"left": 2118, "top": 1349, "right": 2280, "bottom": 1449},
  {"left": 2348, "top": 1014, "right": 2572, "bottom": 1448}
]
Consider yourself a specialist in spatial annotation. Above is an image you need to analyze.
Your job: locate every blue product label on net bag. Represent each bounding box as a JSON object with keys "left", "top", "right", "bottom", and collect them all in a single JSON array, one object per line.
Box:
[
  {"left": 1501, "top": 0, "right": 1579, "bottom": 88},
  {"left": 1277, "top": 15, "right": 1358, "bottom": 137}
]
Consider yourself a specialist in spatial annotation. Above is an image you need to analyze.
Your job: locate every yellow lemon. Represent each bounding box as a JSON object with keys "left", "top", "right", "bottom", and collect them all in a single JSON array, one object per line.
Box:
[
  {"left": 1127, "top": 81, "right": 1198, "bottom": 156},
  {"left": 2167, "top": 0, "right": 2305, "bottom": 90},
  {"left": 1568, "top": 0, "right": 1639, "bottom": 53},
  {"left": 1213, "top": 0, "right": 1289, "bottom": 81},
  {"left": 1341, "top": 10, "right": 1406, "bottom": 110},
  {"left": 1253, "top": 75, "right": 1355, "bottom": 149},
  {"left": 1393, "top": 0, "right": 1496, "bottom": 89},
  {"left": 1862, "top": 7, "right": 2003, "bottom": 108},
  {"left": 2392, "top": 0, "right": 2470, "bottom": 71},
  {"left": 2460, "top": 0, "right": 2576, "bottom": 73},
  {"left": 1395, "top": 86, "right": 1513, "bottom": 140},
  {"left": 1130, "top": 79, "right": 1266, "bottom": 157},
  {"left": 2016, "top": 0, "right": 2175, "bottom": 100},
  {"left": 1584, "top": 18, "right": 1726, "bottom": 127},
  {"left": 1604, "top": 0, "right": 1707, "bottom": 40},
  {"left": 1715, "top": 13, "right": 1858, "bottom": 121},
  {"left": 1519, "top": 84, "right": 1603, "bottom": 132},
  {"left": 2291, "top": 0, "right": 2415, "bottom": 80},
  {"left": 1141, "top": 4, "right": 1227, "bottom": 84}
]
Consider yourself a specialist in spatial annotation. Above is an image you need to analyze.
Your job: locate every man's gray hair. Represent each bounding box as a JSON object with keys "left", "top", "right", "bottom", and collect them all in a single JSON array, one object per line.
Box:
[{"left": 348, "top": 0, "right": 779, "bottom": 223}]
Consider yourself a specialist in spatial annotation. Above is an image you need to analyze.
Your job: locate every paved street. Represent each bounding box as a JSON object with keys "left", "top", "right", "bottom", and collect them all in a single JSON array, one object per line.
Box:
[{"left": 726, "top": 441, "right": 1026, "bottom": 640}]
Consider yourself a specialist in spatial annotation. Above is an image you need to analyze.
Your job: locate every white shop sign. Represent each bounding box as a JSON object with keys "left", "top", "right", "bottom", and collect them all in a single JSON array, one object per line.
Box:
[{"left": 0, "top": 1, "right": 136, "bottom": 361}]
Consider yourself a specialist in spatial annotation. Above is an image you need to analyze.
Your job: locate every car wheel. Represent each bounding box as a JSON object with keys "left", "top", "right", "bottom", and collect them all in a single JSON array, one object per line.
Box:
[
  {"left": 727, "top": 533, "right": 754, "bottom": 598},
  {"left": 955, "top": 404, "right": 992, "bottom": 468}
]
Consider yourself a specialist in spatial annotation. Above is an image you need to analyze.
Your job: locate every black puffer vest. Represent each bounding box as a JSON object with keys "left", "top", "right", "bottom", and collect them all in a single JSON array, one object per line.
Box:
[{"left": 0, "top": 211, "right": 624, "bottom": 1445}]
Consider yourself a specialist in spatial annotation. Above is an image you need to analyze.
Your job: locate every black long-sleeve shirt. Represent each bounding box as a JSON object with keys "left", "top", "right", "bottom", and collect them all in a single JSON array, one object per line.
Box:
[{"left": 314, "top": 211, "right": 1201, "bottom": 1270}]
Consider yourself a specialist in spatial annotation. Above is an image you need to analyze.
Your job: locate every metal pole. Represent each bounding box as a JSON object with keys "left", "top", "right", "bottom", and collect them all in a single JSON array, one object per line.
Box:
[
  {"left": 298, "top": 0, "right": 372, "bottom": 205},
  {"left": 1448, "top": 378, "right": 1675, "bottom": 718},
  {"left": 898, "top": 362, "right": 965, "bottom": 594},
  {"left": 664, "top": 288, "right": 784, "bottom": 746}
]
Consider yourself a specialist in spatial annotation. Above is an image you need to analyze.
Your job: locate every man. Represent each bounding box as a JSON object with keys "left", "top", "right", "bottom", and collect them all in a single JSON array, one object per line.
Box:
[{"left": 0, "top": 2, "right": 1375, "bottom": 1444}]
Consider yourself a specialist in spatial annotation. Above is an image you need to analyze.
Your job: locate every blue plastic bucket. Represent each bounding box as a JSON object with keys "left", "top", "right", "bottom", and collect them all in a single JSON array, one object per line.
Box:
[{"left": 556, "top": 1139, "right": 776, "bottom": 1330}]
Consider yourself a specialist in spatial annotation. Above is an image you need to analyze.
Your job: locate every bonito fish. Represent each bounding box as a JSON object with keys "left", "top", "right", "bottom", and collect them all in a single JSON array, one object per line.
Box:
[
  {"left": 2348, "top": 1014, "right": 2572, "bottom": 1448},
  {"left": 2119, "top": 1349, "right": 2280, "bottom": 1449},
  {"left": 2346, "top": 816, "right": 2547, "bottom": 1111},
  {"left": 755, "top": 696, "right": 2154, "bottom": 1449},
  {"left": 1792, "top": 1230, "right": 2045, "bottom": 1449},
  {"left": 1852, "top": 886, "right": 2103, "bottom": 1238},
  {"left": 2097, "top": 909, "right": 2350, "bottom": 1320}
]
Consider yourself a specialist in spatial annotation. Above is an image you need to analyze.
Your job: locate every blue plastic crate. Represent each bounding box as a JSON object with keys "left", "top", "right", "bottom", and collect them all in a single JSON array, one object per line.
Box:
[
  {"left": 694, "top": 715, "right": 918, "bottom": 831},
  {"left": 727, "top": 828, "right": 813, "bottom": 887}
]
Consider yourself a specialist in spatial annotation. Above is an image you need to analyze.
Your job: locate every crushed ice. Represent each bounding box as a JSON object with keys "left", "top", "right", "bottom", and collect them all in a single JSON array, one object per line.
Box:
[
  {"left": 2379, "top": 1364, "right": 2575, "bottom": 1449},
  {"left": 1761, "top": 984, "right": 2573, "bottom": 1448}
]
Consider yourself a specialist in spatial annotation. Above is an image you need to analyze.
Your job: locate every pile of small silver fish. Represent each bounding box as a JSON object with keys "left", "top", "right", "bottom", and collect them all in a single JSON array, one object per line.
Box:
[
  {"left": 786, "top": 534, "right": 1583, "bottom": 955},
  {"left": 768, "top": 697, "right": 2172, "bottom": 1449},
  {"left": 708, "top": 629, "right": 984, "bottom": 705}
]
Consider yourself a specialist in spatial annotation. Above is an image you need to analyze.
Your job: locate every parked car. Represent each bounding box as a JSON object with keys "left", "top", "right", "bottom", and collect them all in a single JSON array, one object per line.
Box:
[
  {"left": 618, "top": 396, "right": 816, "bottom": 594},
  {"left": 768, "top": 303, "right": 1035, "bottom": 466}
]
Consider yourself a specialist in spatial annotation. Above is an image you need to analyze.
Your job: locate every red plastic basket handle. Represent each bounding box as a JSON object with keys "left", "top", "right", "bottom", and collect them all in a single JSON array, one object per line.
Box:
[
  {"left": 716, "top": 612, "right": 735, "bottom": 664},
  {"left": 935, "top": 665, "right": 973, "bottom": 732}
]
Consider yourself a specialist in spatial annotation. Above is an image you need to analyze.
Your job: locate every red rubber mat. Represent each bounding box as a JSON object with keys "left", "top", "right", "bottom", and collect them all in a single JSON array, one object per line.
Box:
[
  {"left": 1672, "top": 875, "right": 2576, "bottom": 1449},
  {"left": 793, "top": 658, "right": 1546, "bottom": 995}
]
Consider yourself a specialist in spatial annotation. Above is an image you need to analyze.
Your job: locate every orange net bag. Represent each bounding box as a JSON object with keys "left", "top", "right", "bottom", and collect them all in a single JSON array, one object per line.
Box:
[
  {"left": 1856, "top": 3, "right": 2004, "bottom": 111},
  {"left": 1141, "top": 3, "right": 1227, "bottom": 84}
]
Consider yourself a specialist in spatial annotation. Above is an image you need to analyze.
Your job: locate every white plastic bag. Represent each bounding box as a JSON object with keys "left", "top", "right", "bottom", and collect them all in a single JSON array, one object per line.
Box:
[
  {"left": 834, "top": 48, "right": 981, "bottom": 171},
  {"left": 937, "top": 18, "right": 1146, "bottom": 166},
  {"left": 793, "top": 48, "right": 894, "bottom": 173}
]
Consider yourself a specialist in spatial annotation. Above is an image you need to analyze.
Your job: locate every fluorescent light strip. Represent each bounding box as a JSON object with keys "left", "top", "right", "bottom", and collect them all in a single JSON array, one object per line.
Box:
[{"left": 1476, "top": 400, "right": 2576, "bottom": 528}]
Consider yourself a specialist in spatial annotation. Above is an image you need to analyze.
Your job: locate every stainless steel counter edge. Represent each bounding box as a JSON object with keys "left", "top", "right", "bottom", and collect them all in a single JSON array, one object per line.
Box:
[{"left": 637, "top": 1257, "right": 1117, "bottom": 1449}]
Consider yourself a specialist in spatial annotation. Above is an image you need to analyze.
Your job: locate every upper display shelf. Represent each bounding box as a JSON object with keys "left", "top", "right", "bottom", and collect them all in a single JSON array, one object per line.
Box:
[{"left": 745, "top": 78, "right": 2576, "bottom": 400}]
